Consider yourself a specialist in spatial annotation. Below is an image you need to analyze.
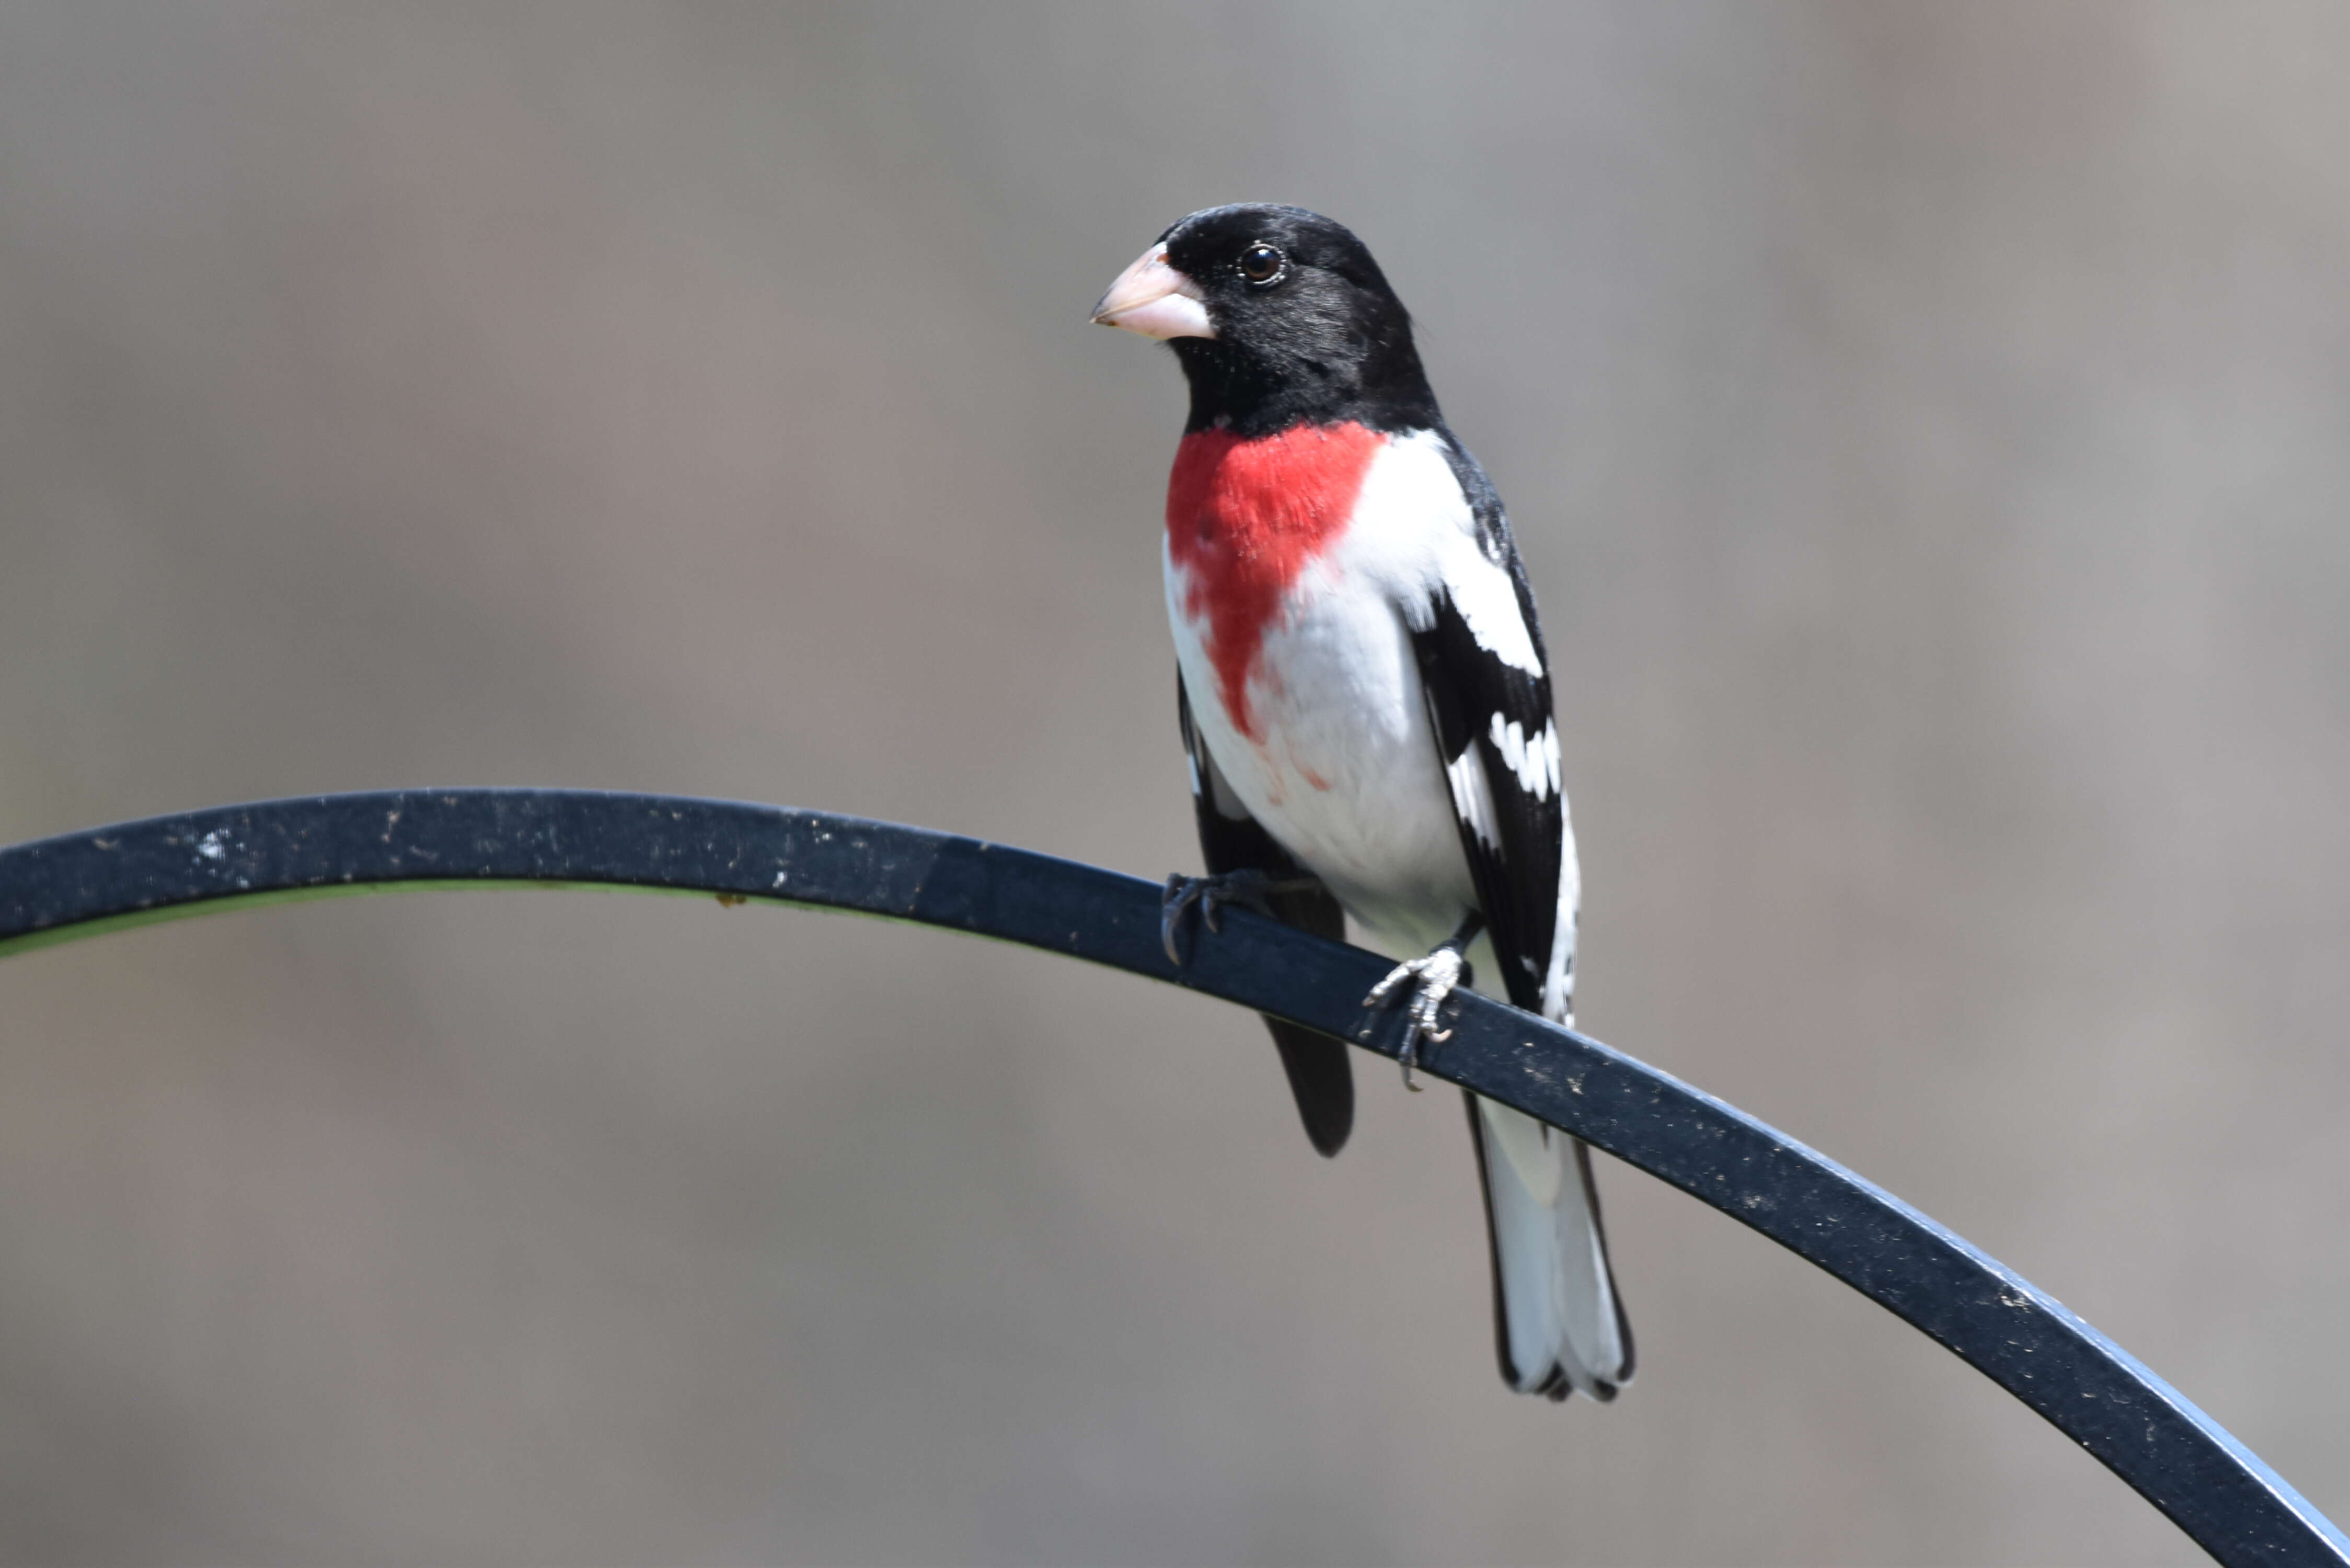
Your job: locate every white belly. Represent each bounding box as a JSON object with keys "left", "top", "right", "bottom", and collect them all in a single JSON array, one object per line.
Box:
[{"left": 1166, "top": 534, "right": 1476, "bottom": 952}]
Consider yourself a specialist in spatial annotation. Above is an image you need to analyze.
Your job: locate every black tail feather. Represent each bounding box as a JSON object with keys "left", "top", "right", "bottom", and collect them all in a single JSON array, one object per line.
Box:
[{"left": 1266, "top": 1020, "right": 1353, "bottom": 1157}]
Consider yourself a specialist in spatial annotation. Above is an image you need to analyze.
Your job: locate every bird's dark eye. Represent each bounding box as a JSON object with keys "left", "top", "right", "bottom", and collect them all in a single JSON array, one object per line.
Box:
[{"left": 1238, "top": 243, "right": 1285, "bottom": 284}]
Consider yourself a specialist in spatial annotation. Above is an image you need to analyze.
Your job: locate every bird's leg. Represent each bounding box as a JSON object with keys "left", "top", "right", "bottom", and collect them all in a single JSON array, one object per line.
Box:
[
  {"left": 1363, "top": 910, "right": 1484, "bottom": 1090},
  {"left": 1160, "top": 868, "right": 1324, "bottom": 965}
]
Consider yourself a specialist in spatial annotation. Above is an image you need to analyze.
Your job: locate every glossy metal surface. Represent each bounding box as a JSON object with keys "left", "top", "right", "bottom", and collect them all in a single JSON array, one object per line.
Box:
[{"left": 2, "top": 789, "right": 2342, "bottom": 1566}]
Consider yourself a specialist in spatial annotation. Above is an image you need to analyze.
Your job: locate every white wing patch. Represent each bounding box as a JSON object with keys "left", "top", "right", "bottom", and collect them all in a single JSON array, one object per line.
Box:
[
  {"left": 1442, "top": 548, "right": 1543, "bottom": 674},
  {"left": 1445, "top": 742, "right": 1502, "bottom": 851},
  {"left": 1542, "top": 802, "right": 1582, "bottom": 1024},
  {"left": 1489, "top": 714, "right": 1561, "bottom": 801},
  {"left": 1362, "top": 433, "right": 1543, "bottom": 677}
]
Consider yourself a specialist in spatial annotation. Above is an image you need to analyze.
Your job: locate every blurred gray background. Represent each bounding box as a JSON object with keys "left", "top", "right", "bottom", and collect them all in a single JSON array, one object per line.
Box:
[{"left": 1, "top": 3, "right": 2345, "bottom": 1563}]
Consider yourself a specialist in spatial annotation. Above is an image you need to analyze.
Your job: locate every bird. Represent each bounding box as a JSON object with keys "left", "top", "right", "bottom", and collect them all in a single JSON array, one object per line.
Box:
[{"left": 1091, "top": 204, "right": 1633, "bottom": 1402}]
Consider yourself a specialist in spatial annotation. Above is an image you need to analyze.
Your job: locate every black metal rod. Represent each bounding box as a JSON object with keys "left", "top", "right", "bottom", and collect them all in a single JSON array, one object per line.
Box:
[{"left": 0, "top": 788, "right": 2340, "bottom": 1566}]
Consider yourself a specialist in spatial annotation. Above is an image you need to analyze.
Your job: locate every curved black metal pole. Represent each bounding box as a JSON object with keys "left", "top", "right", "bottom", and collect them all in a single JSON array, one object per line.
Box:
[{"left": 0, "top": 789, "right": 2340, "bottom": 1566}]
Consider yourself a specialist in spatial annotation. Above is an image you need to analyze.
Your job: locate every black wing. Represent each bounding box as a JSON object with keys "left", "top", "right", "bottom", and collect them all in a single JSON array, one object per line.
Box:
[
  {"left": 1416, "top": 437, "right": 1630, "bottom": 1402},
  {"left": 1411, "top": 432, "right": 1572, "bottom": 1022},
  {"left": 1178, "top": 671, "right": 1355, "bottom": 1156}
]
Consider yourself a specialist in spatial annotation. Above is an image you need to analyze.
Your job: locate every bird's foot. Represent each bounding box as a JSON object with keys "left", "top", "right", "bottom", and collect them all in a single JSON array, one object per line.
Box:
[
  {"left": 1160, "top": 869, "right": 1322, "bottom": 965},
  {"left": 1363, "top": 915, "right": 1482, "bottom": 1090}
]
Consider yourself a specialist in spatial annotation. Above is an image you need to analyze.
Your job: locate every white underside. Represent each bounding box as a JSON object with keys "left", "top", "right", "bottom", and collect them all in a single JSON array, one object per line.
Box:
[
  {"left": 1166, "top": 432, "right": 1485, "bottom": 955},
  {"left": 1167, "top": 429, "right": 1628, "bottom": 1398}
]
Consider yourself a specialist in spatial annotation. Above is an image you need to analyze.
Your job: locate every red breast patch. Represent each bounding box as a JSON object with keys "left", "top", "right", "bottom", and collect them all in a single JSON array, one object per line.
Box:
[{"left": 1167, "top": 421, "right": 1384, "bottom": 740}]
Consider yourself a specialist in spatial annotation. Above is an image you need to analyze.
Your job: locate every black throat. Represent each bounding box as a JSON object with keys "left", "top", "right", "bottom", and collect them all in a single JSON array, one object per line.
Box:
[{"left": 1170, "top": 330, "right": 1442, "bottom": 437}]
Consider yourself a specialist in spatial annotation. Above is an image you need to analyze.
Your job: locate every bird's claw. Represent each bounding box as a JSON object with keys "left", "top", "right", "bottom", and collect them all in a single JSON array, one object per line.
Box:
[
  {"left": 1159, "top": 870, "right": 1319, "bottom": 966},
  {"left": 1363, "top": 945, "right": 1471, "bottom": 1090},
  {"left": 1161, "top": 875, "right": 1203, "bottom": 964}
]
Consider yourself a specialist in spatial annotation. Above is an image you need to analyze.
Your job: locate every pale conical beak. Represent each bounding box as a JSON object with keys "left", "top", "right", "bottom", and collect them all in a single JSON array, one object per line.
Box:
[{"left": 1090, "top": 244, "right": 1214, "bottom": 340}]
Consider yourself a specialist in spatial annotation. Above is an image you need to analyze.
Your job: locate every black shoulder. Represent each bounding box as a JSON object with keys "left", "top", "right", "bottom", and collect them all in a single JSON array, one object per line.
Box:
[{"left": 1434, "top": 425, "right": 1550, "bottom": 671}]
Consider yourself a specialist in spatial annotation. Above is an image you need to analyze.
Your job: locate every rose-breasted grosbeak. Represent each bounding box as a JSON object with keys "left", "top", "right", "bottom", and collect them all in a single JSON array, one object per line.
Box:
[{"left": 1093, "top": 204, "right": 1632, "bottom": 1402}]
